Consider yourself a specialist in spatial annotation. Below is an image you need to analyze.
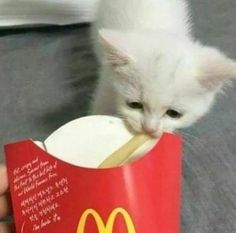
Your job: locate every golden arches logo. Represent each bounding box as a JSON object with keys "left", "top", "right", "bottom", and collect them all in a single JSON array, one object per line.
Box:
[{"left": 76, "top": 208, "right": 136, "bottom": 233}]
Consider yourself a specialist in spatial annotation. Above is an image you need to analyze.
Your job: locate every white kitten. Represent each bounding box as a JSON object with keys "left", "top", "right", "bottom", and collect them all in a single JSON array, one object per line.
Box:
[{"left": 91, "top": 0, "right": 236, "bottom": 136}]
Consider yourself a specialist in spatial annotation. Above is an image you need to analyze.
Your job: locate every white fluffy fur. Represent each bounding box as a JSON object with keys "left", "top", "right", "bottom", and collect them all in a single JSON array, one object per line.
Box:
[{"left": 91, "top": 0, "right": 236, "bottom": 136}]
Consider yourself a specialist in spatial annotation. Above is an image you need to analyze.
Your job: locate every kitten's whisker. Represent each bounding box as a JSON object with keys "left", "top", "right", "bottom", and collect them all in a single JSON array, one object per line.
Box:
[
  {"left": 116, "top": 111, "right": 126, "bottom": 121},
  {"left": 181, "top": 131, "right": 200, "bottom": 141},
  {"left": 182, "top": 137, "right": 197, "bottom": 153}
]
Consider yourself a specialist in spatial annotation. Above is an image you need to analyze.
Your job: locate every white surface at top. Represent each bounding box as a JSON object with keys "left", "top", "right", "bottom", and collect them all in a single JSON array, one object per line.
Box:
[{"left": 0, "top": 0, "right": 98, "bottom": 27}]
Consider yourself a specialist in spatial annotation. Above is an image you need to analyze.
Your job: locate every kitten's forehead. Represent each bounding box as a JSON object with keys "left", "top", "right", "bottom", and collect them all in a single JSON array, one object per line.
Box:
[
  {"left": 138, "top": 50, "right": 193, "bottom": 79},
  {"left": 120, "top": 34, "right": 205, "bottom": 108},
  {"left": 132, "top": 50, "right": 202, "bottom": 110}
]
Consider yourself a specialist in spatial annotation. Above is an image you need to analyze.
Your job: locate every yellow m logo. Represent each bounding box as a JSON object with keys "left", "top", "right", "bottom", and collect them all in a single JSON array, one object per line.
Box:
[{"left": 76, "top": 208, "right": 136, "bottom": 233}]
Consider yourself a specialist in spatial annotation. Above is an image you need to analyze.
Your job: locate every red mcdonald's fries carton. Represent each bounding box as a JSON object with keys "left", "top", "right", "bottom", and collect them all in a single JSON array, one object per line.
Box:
[{"left": 4, "top": 116, "right": 182, "bottom": 233}]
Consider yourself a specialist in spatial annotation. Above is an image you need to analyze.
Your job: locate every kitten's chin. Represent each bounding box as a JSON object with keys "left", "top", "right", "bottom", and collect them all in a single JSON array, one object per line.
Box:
[{"left": 149, "top": 131, "right": 163, "bottom": 138}]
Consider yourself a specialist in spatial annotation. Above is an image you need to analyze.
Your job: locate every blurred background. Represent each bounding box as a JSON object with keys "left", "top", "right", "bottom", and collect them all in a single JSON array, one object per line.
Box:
[{"left": 0, "top": 0, "right": 236, "bottom": 232}]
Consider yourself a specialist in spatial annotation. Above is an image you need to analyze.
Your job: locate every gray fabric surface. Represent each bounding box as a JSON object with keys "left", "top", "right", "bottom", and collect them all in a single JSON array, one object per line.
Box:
[
  {"left": 0, "top": 0, "right": 236, "bottom": 232},
  {"left": 0, "top": 25, "right": 97, "bottom": 151}
]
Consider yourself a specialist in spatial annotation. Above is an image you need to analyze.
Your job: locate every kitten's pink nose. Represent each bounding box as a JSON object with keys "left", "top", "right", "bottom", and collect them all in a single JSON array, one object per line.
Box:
[{"left": 142, "top": 126, "right": 156, "bottom": 136}]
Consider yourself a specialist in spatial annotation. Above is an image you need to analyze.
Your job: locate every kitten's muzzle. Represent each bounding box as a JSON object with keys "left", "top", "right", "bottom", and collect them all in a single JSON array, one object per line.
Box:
[{"left": 142, "top": 125, "right": 158, "bottom": 137}]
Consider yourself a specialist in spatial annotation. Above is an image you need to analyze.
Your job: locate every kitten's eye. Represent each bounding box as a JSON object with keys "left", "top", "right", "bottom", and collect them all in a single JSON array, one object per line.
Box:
[
  {"left": 127, "top": 101, "right": 143, "bottom": 110},
  {"left": 166, "top": 109, "right": 183, "bottom": 119}
]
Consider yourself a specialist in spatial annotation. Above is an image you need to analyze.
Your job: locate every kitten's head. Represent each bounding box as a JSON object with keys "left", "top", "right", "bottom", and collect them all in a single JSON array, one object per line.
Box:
[{"left": 99, "top": 29, "right": 236, "bottom": 136}]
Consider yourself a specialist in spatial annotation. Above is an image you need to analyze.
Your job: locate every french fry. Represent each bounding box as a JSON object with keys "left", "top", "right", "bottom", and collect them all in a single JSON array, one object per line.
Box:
[{"left": 99, "top": 134, "right": 150, "bottom": 168}]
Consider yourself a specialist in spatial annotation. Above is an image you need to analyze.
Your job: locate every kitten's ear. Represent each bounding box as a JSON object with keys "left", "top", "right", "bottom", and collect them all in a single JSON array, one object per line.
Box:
[
  {"left": 99, "top": 29, "right": 133, "bottom": 67},
  {"left": 198, "top": 47, "right": 236, "bottom": 90}
]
